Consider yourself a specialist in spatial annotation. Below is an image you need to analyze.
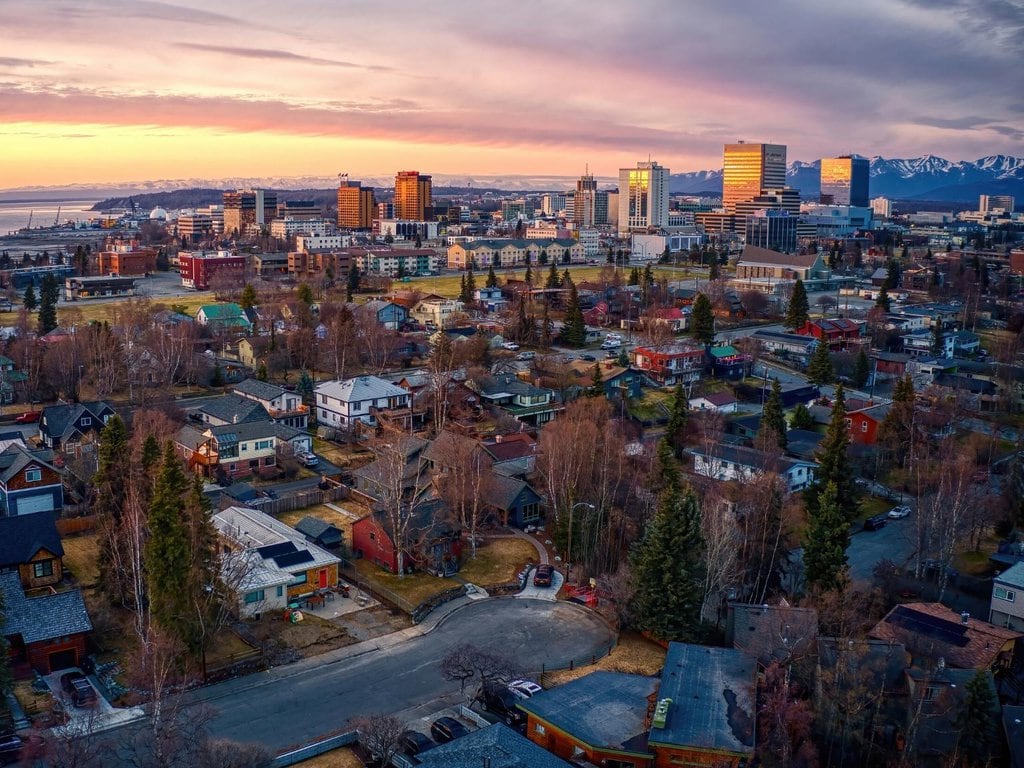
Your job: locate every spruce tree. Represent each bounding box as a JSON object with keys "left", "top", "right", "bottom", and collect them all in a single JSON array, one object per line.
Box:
[
  {"left": 37, "top": 274, "right": 58, "bottom": 335},
  {"left": 145, "top": 443, "right": 191, "bottom": 638},
  {"left": 562, "top": 283, "right": 586, "bottom": 347},
  {"left": 257, "top": 361, "right": 268, "bottom": 381},
  {"left": 346, "top": 264, "right": 360, "bottom": 301},
  {"left": 690, "top": 293, "right": 715, "bottom": 345},
  {"left": 806, "top": 384, "right": 858, "bottom": 521},
  {"left": 182, "top": 476, "right": 220, "bottom": 659},
  {"left": 588, "top": 363, "right": 604, "bottom": 398},
  {"left": 806, "top": 341, "right": 834, "bottom": 385},
  {"left": 790, "top": 403, "right": 815, "bottom": 431},
  {"left": 957, "top": 670, "right": 997, "bottom": 763},
  {"left": 803, "top": 481, "right": 849, "bottom": 592},
  {"left": 665, "top": 382, "right": 689, "bottom": 456},
  {"left": 239, "top": 283, "right": 257, "bottom": 310},
  {"left": 785, "top": 279, "right": 809, "bottom": 330},
  {"left": 931, "top": 320, "right": 945, "bottom": 356},
  {"left": 463, "top": 268, "right": 476, "bottom": 304},
  {"left": 875, "top": 284, "right": 891, "bottom": 312},
  {"left": 546, "top": 263, "right": 560, "bottom": 290},
  {"left": 708, "top": 258, "right": 721, "bottom": 281},
  {"left": 886, "top": 259, "right": 901, "bottom": 288},
  {"left": 853, "top": 348, "right": 871, "bottom": 389},
  {"left": 524, "top": 264, "right": 533, "bottom": 285},
  {"left": 629, "top": 266, "right": 640, "bottom": 286},
  {"left": 22, "top": 284, "right": 36, "bottom": 311},
  {"left": 759, "top": 378, "right": 787, "bottom": 449},
  {"left": 94, "top": 416, "right": 131, "bottom": 604},
  {"left": 486, "top": 265, "right": 498, "bottom": 288},
  {"left": 630, "top": 440, "right": 704, "bottom": 642}
]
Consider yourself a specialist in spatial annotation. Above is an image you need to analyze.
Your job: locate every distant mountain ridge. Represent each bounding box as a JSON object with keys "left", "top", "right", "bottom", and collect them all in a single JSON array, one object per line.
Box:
[{"left": 670, "top": 155, "right": 1024, "bottom": 201}]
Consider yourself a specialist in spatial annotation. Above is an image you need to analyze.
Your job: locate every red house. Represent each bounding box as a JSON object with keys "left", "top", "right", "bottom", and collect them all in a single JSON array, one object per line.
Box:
[
  {"left": 351, "top": 499, "right": 462, "bottom": 576},
  {"left": 632, "top": 344, "right": 705, "bottom": 386},
  {"left": 797, "top": 317, "right": 863, "bottom": 349},
  {"left": 873, "top": 351, "right": 911, "bottom": 378},
  {"left": 846, "top": 402, "right": 890, "bottom": 445}
]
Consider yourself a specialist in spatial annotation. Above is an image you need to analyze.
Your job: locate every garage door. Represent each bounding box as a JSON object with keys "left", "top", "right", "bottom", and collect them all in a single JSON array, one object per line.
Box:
[
  {"left": 48, "top": 649, "right": 78, "bottom": 672},
  {"left": 15, "top": 494, "right": 54, "bottom": 516}
]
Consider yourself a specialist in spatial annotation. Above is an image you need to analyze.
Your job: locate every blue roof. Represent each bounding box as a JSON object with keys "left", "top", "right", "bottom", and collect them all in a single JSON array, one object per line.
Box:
[
  {"left": 413, "top": 723, "right": 570, "bottom": 768},
  {"left": 648, "top": 643, "right": 756, "bottom": 754},
  {"left": 516, "top": 671, "right": 658, "bottom": 755}
]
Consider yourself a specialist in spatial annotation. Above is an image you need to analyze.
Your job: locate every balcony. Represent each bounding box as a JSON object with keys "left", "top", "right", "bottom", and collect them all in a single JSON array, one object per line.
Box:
[{"left": 269, "top": 403, "right": 309, "bottom": 419}]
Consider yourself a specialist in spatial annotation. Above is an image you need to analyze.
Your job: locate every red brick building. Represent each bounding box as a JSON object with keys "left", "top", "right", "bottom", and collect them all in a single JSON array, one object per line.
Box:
[
  {"left": 97, "top": 240, "right": 157, "bottom": 276},
  {"left": 178, "top": 250, "right": 247, "bottom": 290}
]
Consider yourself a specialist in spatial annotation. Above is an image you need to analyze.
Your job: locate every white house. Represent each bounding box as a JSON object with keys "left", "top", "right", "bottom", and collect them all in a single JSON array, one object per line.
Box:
[
  {"left": 411, "top": 297, "right": 465, "bottom": 329},
  {"left": 688, "top": 392, "right": 739, "bottom": 414},
  {"left": 691, "top": 443, "right": 816, "bottom": 494},
  {"left": 990, "top": 561, "right": 1024, "bottom": 631},
  {"left": 314, "top": 376, "right": 411, "bottom": 429},
  {"left": 233, "top": 378, "right": 309, "bottom": 429}
]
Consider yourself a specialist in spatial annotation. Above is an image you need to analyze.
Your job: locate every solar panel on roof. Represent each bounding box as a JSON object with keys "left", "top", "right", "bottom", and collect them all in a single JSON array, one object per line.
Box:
[
  {"left": 274, "top": 550, "right": 315, "bottom": 568},
  {"left": 257, "top": 541, "right": 297, "bottom": 559},
  {"left": 891, "top": 606, "right": 969, "bottom": 647}
]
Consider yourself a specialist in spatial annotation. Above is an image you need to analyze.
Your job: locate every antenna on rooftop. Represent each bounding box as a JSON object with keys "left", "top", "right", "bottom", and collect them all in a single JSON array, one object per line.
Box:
[{"left": 337, "top": 172, "right": 348, "bottom": 187}]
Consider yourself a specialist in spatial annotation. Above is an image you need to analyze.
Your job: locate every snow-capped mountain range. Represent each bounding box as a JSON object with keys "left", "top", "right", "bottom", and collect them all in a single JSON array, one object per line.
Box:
[{"left": 2, "top": 155, "right": 1021, "bottom": 203}]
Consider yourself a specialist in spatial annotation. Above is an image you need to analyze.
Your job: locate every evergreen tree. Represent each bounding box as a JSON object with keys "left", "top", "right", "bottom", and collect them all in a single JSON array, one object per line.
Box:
[
  {"left": 803, "top": 481, "right": 849, "bottom": 592},
  {"left": 886, "top": 259, "right": 901, "bottom": 288},
  {"left": 485, "top": 265, "right": 498, "bottom": 288},
  {"left": 524, "top": 263, "right": 533, "bottom": 285},
  {"left": 140, "top": 433, "right": 161, "bottom": 472},
  {"left": 516, "top": 298, "right": 534, "bottom": 343},
  {"left": 853, "top": 348, "right": 871, "bottom": 389},
  {"left": 759, "top": 378, "right": 787, "bottom": 449},
  {"left": 562, "top": 282, "right": 586, "bottom": 347},
  {"left": 546, "top": 263, "right": 560, "bottom": 290},
  {"left": 875, "top": 284, "right": 891, "bottom": 312},
  {"left": 239, "top": 283, "right": 257, "bottom": 310},
  {"left": 145, "top": 444, "right": 191, "bottom": 637},
  {"left": 805, "top": 384, "right": 858, "bottom": 521},
  {"left": 94, "top": 416, "right": 131, "bottom": 604},
  {"left": 588, "top": 363, "right": 604, "bottom": 398},
  {"left": 296, "top": 283, "right": 314, "bottom": 306},
  {"left": 346, "top": 264, "right": 360, "bottom": 301},
  {"left": 297, "top": 370, "right": 314, "bottom": 401},
  {"left": 806, "top": 341, "right": 834, "bottom": 385},
  {"left": 900, "top": 244, "right": 909, "bottom": 259},
  {"left": 562, "top": 269, "right": 571, "bottom": 287},
  {"left": 708, "top": 258, "right": 720, "bottom": 281},
  {"left": 256, "top": 361, "right": 269, "bottom": 381},
  {"left": 785, "top": 279, "right": 809, "bottom": 330},
  {"left": 932, "top": 320, "right": 945, "bottom": 356},
  {"left": 629, "top": 266, "right": 640, "bottom": 286},
  {"left": 789, "top": 403, "right": 815, "bottom": 431},
  {"left": 396, "top": 262, "right": 406, "bottom": 279},
  {"left": 182, "top": 476, "right": 220, "bottom": 659},
  {"left": 690, "top": 293, "right": 715, "bottom": 345},
  {"left": 210, "top": 364, "right": 224, "bottom": 388},
  {"left": 465, "top": 267, "right": 476, "bottom": 301},
  {"left": 37, "top": 274, "right": 58, "bottom": 335},
  {"left": 630, "top": 440, "right": 704, "bottom": 642},
  {"left": 956, "top": 670, "right": 997, "bottom": 764},
  {"left": 22, "top": 283, "right": 36, "bottom": 311},
  {"left": 607, "top": 246, "right": 615, "bottom": 264},
  {"left": 458, "top": 274, "right": 467, "bottom": 305},
  {"left": 665, "top": 382, "right": 689, "bottom": 456}
]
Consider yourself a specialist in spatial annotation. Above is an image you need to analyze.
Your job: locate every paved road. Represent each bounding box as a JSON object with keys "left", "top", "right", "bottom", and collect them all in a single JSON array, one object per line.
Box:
[
  {"left": 847, "top": 515, "right": 918, "bottom": 582},
  {"left": 190, "top": 598, "right": 612, "bottom": 751}
]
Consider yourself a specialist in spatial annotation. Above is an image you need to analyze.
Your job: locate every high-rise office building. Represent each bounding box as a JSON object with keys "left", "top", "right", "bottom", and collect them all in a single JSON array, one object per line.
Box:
[
  {"left": 980, "top": 194, "right": 1015, "bottom": 214},
  {"left": 394, "top": 171, "right": 432, "bottom": 221},
  {"left": 223, "top": 189, "right": 277, "bottom": 235},
  {"left": 337, "top": 180, "right": 375, "bottom": 229},
  {"left": 617, "top": 161, "right": 670, "bottom": 234},
  {"left": 820, "top": 155, "right": 869, "bottom": 207},
  {"left": 745, "top": 209, "right": 797, "bottom": 253},
  {"left": 722, "top": 142, "right": 787, "bottom": 213},
  {"left": 574, "top": 172, "right": 598, "bottom": 226},
  {"left": 871, "top": 197, "right": 892, "bottom": 218},
  {"left": 541, "top": 193, "right": 566, "bottom": 216}
]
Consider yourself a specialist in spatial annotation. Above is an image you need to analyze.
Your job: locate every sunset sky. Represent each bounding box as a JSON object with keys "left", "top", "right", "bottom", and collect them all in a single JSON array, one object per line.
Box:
[{"left": 2, "top": 0, "right": 1022, "bottom": 188}]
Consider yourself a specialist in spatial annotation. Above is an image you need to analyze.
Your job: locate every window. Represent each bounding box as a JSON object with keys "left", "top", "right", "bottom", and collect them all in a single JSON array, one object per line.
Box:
[
  {"left": 25, "top": 469, "right": 42, "bottom": 483},
  {"left": 534, "top": 723, "right": 546, "bottom": 735},
  {"left": 276, "top": 586, "right": 284, "bottom": 597},
  {"left": 861, "top": 421, "right": 869, "bottom": 433},
  {"left": 521, "top": 503, "right": 540, "bottom": 523},
  {"left": 81, "top": 417, "right": 91, "bottom": 426},
  {"left": 244, "top": 590, "right": 265, "bottom": 604},
  {"left": 33, "top": 560, "right": 53, "bottom": 578},
  {"left": 995, "top": 586, "right": 1016, "bottom": 602},
  {"left": 255, "top": 439, "right": 272, "bottom": 450},
  {"left": 289, "top": 573, "right": 307, "bottom": 586}
]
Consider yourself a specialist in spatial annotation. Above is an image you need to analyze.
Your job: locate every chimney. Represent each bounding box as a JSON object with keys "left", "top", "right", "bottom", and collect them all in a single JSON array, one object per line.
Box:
[
  {"left": 960, "top": 611, "right": 970, "bottom": 625},
  {"left": 495, "top": 434, "right": 502, "bottom": 444}
]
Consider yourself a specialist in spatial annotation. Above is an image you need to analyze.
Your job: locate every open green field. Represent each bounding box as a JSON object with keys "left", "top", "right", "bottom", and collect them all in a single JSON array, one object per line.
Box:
[{"left": 0, "top": 292, "right": 216, "bottom": 325}]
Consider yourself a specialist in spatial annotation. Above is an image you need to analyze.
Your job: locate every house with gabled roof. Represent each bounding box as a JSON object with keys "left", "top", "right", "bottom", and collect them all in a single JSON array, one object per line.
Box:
[
  {"left": 415, "top": 722, "right": 571, "bottom": 768},
  {"left": 632, "top": 344, "right": 705, "bottom": 387},
  {"left": 0, "top": 355, "right": 29, "bottom": 404},
  {"left": 735, "top": 244, "right": 829, "bottom": 281},
  {"left": 190, "top": 393, "right": 270, "bottom": 427},
  {"left": 314, "top": 375, "right": 412, "bottom": 430},
  {"left": 351, "top": 498, "right": 462, "bottom": 576},
  {"left": 690, "top": 443, "right": 817, "bottom": 494},
  {"left": 233, "top": 378, "right": 309, "bottom": 429},
  {"left": 38, "top": 400, "right": 116, "bottom": 454},
  {"left": 469, "top": 373, "right": 562, "bottom": 426},
  {"left": 175, "top": 420, "right": 295, "bottom": 480},
  {"left": 0, "top": 570, "right": 92, "bottom": 675},
  {"left": 797, "top": 317, "right": 863, "bottom": 349},
  {"left": 0, "top": 443, "right": 63, "bottom": 517},
  {"left": 0, "top": 513, "right": 65, "bottom": 590},
  {"left": 196, "top": 302, "right": 251, "bottom": 331}
]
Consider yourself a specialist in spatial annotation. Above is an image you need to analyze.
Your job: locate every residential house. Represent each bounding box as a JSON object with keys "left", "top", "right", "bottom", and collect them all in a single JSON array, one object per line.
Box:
[
  {"left": 480, "top": 432, "right": 537, "bottom": 476},
  {"left": 447, "top": 238, "right": 583, "bottom": 270},
  {"left": 0, "top": 514, "right": 65, "bottom": 590},
  {"left": 870, "top": 602, "right": 1023, "bottom": 671},
  {"left": 797, "top": 317, "right": 863, "bottom": 349},
  {"left": 990, "top": 562, "right": 1024, "bottom": 631},
  {"left": 644, "top": 307, "right": 689, "bottom": 334},
  {"left": 735, "top": 244, "right": 830, "bottom": 281},
  {"left": 411, "top": 296, "right": 465, "bottom": 328},
  {"left": 294, "top": 516, "right": 344, "bottom": 550},
  {"left": 0, "top": 355, "right": 28, "bottom": 404},
  {"left": 707, "top": 345, "right": 750, "bottom": 379},
  {"left": 691, "top": 443, "right": 817, "bottom": 494},
  {"left": 351, "top": 499, "right": 462, "bottom": 576},
  {"left": 190, "top": 393, "right": 270, "bottom": 427},
  {"left": 688, "top": 392, "right": 739, "bottom": 413},
  {"left": 933, "top": 372, "right": 999, "bottom": 412},
  {"left": 750, "top": 330, "right": 818, "bottom": 364},
  {"left": 38, "top": 401, "right": 116, "bottom": 454},
  {"left": 351, "top": 435, "right": 430, "bottom": 500},
  {"left": 901, "top": 328, "right": 951, "bottom": 358},
  {"left": 176, "top": 420, "right": 288, "bottom": 480},
  {"left": 314, "top": 376, "right": 412, "bottom": 430},
  {"left": 212, "top": 505, "right": 340, "bottom": 617},
  {"left": 469, "top": 373, "right": 562, "bottom": 426},
  {"left": 565, "top": 359, "right": 643, "bottom": 400},
  {"left": 904, "top": 667, "right": 1000, "bottom": 765},
  {"left": 233, "top": 378, "right": 309, "bottom": 429},
  {"left": 489, "top": 474, "right": 544, "bottom": 528},
  {"left": 0, "top": 444, "right": 63, "bottom": 517},
  {"left": 0, "top": 571, "right": 92, "bottom": 675},
  {"left": 196, "top": 302, "right": 252, "bottom": 331},
  {"left": 846, "top": 401, "right": 891, "bottom": 445},
  {"left": 414, "top": 723, "right": 572, "bottom": 768},
  {"left": 726, "top": 602, "right": 819, "bottom": 667},
  {"left": 356, "top": 299, "right": 408, "bottom": 330},
  {"left": 647, "top": 642, "right": 757, "bottom": 767},
  {"left": 873, "top": 351, "right": 913, "bottom": 379},
  {"left": 518, "top": 671, "right": 660, "bottom": 768},
  {"left": 474, "top": 286, "right": 508, "bottom": 312},
  {"left": 632, "top": 344, "right": 705, "bottom": 387}
]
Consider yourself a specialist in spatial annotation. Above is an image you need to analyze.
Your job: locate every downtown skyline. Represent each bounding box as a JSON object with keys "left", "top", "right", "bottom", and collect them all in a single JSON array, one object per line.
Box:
[{"left": 1, "top": 0, "right": 1022, "bottom": 189}]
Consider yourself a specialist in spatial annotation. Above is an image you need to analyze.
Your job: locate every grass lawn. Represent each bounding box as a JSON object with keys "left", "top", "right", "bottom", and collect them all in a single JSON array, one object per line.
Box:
[
  {"left": 0, "top": 292, "right": 217, "bottom": 326},
  {"left": 277, "top": 503, "right": 364, "bottom": 540},
  {"left": 12, "top": 679, "right": 53, "bottom": 718},
  {"left": 459, "top": 537, "right": 538, "bottom": 585},
  {"left": 204, "top": 628, "right": 258, "bottom": 668},
  {"left": 296, "top": 748, "right": 363, "bottom": 768},
  {"left": 857, "top": 495, "right": 892, "bottom": 522},
  {"left": 626, "top": 390, "right": 672, "bottom": 422},
  {"left": 544, "top": 631, "right": 666, "bottom": 687},
  {"left": 354, "top": 559, "right": 459, "bottom": 607},
  {"left": 60, "top": 533, "right": 100, "bottom": 587}
]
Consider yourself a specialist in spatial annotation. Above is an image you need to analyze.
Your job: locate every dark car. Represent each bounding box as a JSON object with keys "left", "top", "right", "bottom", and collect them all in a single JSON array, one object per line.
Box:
[
  {"left": 398, "top": 730, "right": 434, "bottom": 756},
  {"left": 863, "top": 514, "right": 887, "bottom": 531},
  {"left": 0, "top": 735, "right": 24, "bottom": 766},
  {"left": 59, "top": 671, "right": 97, "bottom": 707},
  {"left": 430, "top": 716, "right": 470, "bottom": 744},
  {"left": 533, "top": 564, "right": 554, "bottom": 587},
  {"left": 476, "top": 681, "right": 526, "bottom": 726},
  {"left": 579, "top": 354, "right": 597, "bottom": 362}
]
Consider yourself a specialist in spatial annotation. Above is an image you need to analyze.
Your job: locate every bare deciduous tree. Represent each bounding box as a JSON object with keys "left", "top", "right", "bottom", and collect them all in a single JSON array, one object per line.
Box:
[{"left": 353, "top": 713, "right": 405, "bottom": 768}]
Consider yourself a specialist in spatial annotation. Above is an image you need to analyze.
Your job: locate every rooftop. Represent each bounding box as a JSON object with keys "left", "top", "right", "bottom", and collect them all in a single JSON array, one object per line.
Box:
[
  {"left": 414, "top": 723, "right": 570, "bottom": 768},
  {"left": 0, "top": 513, "right": 63, "bottom": 568},
  {"left": 233, "top": 378, "right": 288, "bottom": 403},
  {"left": 996, "top": 562, "right": 1024, "bottom": 591},
  {"left": 737, "top": 244, "right": 820, "bottom": 269},
  {"left": 0, "top": 571, "right": 92, "bottom": 644},
  {"left": 315, "top": 375, "right": 410, "bottom": 403}
]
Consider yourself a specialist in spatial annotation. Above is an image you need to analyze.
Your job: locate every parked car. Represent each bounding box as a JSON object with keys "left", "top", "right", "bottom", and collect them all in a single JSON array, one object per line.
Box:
[
  {"left": 0, "top": 734, "right": 24, "bottom": 766},
  {"left": 59, "top": 671, "right": 97, "bottom": 707},
  {"left": 296, "top": 451, "right": 319, "bottom": 468},
  {"left": 579, "top": 354, "right": 597, "bottom": 362},
  {"left": 507, "top": 679, "right": 543, "bottom": 699},
  {"left": 430, "top": 716, "right": 470, "bottom": 743},
  {"left": 600, "top": 340, "right": 621, "bottom": 350},
  {"left": 887, "top": 506, "right": 911, "bottom": 519},
  {"left": 533, "top": 564, "right": 554, "bottom": 587},
  {"left": 399, "top": 730, "right": 435, "bottom": 756},
  {"left": 863, "top": 514, "right": 887, "bottom": 531},
  {"left": 14, "top": 411, "right": 41, "bottom": 424},
  {"left": 501, "top": 342, "right": 520, "bottom": 351},
  {"left": 516, "top": 351, "right": 536, "bottom": 361},
  {"left": 476, "top": 681, "right": 526, "bottom": 726}
]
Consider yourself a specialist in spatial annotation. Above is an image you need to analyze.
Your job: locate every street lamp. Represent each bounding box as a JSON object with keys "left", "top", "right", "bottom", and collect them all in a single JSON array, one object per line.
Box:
[{"left": 566, "top": 502, "right": 596, "bottom": 585}]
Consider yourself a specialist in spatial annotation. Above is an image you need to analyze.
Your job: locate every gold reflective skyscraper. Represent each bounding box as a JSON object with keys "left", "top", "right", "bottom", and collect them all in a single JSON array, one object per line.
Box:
[{"left": 722, "top": 143, "right": 787, "bottom": 213}]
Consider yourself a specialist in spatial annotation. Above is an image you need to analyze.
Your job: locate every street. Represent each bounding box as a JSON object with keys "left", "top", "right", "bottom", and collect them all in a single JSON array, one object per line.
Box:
[{"left": 847, "top": 516, "right": 918, "bottom": 582}]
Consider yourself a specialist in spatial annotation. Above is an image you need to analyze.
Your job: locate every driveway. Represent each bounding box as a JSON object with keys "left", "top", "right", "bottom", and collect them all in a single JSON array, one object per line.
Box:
[
  {"left": 189, "top": 598, "right": 613, "bottom": 752},
  {"left": 847, "top": 516, "right": 918, "bottom": 582}
]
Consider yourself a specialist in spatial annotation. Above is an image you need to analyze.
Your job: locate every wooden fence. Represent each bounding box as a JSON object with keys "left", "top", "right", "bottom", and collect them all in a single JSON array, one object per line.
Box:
[
  {"left": 251, "top": 485, "right": 348, "bottom": 517},
  {"left": 56, "top": 515, "right": 98, "bottom": 536}
]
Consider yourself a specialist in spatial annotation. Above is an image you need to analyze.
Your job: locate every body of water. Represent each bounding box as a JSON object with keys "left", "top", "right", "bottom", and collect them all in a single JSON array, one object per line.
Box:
[{"left": 0, "top": 199, "right": 102, "bottom": 237}]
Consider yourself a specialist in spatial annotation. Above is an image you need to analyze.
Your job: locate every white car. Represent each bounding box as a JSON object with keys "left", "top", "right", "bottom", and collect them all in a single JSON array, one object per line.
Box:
[
  {"left": 507, "top": 680, "right": 543, "bottom": 699},
  {"left": 501, "top": 342, "right": 520, "bottom": 351},
  {"left": 600, "top": 340, "right": 621, "bottom": 350},
  {"left": 887, "top": 506, "right": 911, "bottom": 519}
]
